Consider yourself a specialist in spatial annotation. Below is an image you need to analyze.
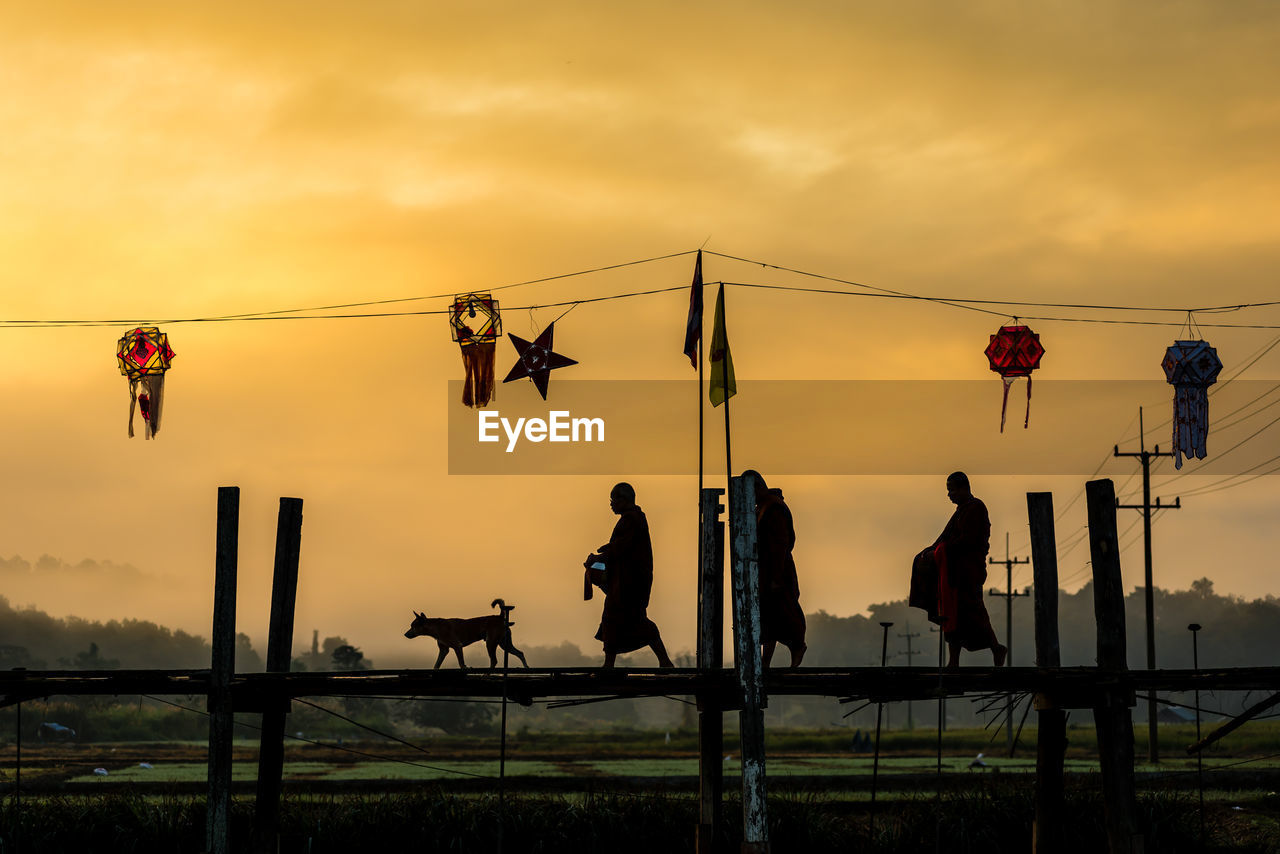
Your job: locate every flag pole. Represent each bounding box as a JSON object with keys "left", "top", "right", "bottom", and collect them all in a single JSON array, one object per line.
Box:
[
  {"left": 723, "top": 367, "right": 732, "bottom": 487},
  {"left": 719, "top": 282, "right": 733, "bottom": 484}
]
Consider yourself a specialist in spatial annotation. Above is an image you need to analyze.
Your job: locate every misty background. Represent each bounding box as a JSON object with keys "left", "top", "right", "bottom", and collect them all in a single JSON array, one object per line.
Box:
[{"left": 2, "top": 555, "right": 1270, "bottom": 736}]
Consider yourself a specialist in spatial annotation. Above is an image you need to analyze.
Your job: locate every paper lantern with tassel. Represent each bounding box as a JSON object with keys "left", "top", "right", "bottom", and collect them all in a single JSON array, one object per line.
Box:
[
  {"left": 449, "top": 293, "right": 501, "bottom": 407},
  {"left": 116, "top": 327, "right": 175, "bottom": 439},
  {"left": 1161, "top": 339, "right": 1222, "bottom": 469},
  {"left": 984, "top": 324, "right": 1044, "bottom": 431}
]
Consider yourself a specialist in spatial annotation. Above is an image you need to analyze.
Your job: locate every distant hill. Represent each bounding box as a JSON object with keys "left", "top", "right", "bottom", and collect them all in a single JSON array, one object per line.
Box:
[{"left": 0, "top": 595, "right": 263, "bottom": 671}]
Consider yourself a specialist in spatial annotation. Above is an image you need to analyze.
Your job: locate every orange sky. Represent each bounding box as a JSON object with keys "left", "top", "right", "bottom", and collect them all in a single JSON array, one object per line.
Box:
[{"left": 3, "top": 2, "right": 1279, "bottom": 665}]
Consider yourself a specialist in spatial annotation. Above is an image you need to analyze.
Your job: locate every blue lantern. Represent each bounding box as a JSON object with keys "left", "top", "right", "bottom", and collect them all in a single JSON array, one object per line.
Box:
[{"left": 1161, "top": 340, "right": 1223, "bottom": 469}]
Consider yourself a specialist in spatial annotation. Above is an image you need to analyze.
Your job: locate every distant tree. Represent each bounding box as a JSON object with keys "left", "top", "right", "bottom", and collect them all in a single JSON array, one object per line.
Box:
[
  {"left": 331, "top": 644, "right": 367, "bottom": 670},
  {"left": 322, "top": 636, "right": 350, "bottom": 657},
  {"left": 396, "top": 697, "right": 497, "bottom": 735},
  {"left": 236, "top": 633, "right": 265, "bottom": 672},
  {"left": 1191, "top": 577, "right": 1215, "bottom": 599},
  {"left": 0, "top": 644, "right": 46, "bottom": 669},
  {"left": 59, "top": 642, "right": 120, "bottom": 670}
]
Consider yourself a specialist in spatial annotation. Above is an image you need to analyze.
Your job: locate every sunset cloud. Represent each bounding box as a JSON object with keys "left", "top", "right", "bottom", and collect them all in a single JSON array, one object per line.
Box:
[{"left": 3, "top": 1, "right": 1278, "bottom": 660}]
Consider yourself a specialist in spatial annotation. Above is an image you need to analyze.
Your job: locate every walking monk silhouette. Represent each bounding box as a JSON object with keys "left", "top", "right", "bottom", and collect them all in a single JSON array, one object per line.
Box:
[{"left": 910, "top": 472, "right": 1007, "bottom": 668}]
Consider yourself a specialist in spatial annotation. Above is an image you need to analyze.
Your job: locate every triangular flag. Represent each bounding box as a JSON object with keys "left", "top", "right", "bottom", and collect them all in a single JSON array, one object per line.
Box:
[
  {"left": 709, "top": 283, "right": 736, "bottom": 407},
  {"left": 682, "top": 250, "right": 703, "bottom": 369}
]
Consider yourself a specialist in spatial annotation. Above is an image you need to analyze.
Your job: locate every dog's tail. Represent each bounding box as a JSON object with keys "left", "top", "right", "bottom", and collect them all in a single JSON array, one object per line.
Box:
[{"left": 491, "top": 598, "right": 516, "bottom": 630}]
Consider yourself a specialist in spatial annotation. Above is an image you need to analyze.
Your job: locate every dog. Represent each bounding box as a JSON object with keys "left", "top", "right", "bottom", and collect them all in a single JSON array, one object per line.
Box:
[{"left": 404, "top": 598, "right": 530, "bottom": 670}]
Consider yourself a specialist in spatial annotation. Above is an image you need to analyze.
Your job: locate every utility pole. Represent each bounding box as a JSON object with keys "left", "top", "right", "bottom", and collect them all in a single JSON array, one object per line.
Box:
[
  {"left": 1115, "top": 405, "right": 1181, "bottom": 763},
  {"left": 897, "top": 622, "right": 921, "bottom": 730},
  {"left": 988, "top": 532, "right": 1029, "bottom": 756}
]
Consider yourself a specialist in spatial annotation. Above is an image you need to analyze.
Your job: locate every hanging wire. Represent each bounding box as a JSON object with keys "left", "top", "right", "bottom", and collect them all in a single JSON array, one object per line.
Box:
[
  {"left": 704, "top": 251, "right": 1280, "bottom": 315},
  {"left": 6, "top": 246, "right": 1280, "bottom": 328}
]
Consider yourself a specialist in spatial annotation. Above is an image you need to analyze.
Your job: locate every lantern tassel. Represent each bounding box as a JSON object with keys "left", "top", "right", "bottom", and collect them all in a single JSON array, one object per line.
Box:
[
  {"left": 1024, "top": 374, "right": 1032, "bottom": 429},
  {"left": 999, "top": 376, "right": 1013, "bottom": 433},
  {"left": 143, "top": 374, "right": 165, "bottom": 438},
  {"left": 127, "top": 378, "right": 139, "bottom": 438},
  {"left": 461, "top": 341, "right": 496, "bottom": 408},
  {"left": 1171, "top": 385, "right": 1211, "bottom": 470},
  {"left": 128, "top": 376, "right": 166, "bottom": 439}
]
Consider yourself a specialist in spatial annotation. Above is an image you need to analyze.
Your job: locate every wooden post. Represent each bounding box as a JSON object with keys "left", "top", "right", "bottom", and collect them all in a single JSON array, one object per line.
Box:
[
  {"left": 697, "top": 487, "right": 726, "bottom": 854},
  {"left": 729, "top": 474, "right": 769, "bottom": 854},
  {"left": 253, "top": 497, "right": 304, "bottom": 854},
  {"left": 13, "top": 686, "right": 19, "bottom": 854},
  {"left": 1027, "top": 492, "right": 1065, "bottom": 854},
  {"left": 207, "top": 486, "right": 239, "bottom": 854},
  {"left": 1085, "top": 479, "right": 1144, "bottom": 854}
]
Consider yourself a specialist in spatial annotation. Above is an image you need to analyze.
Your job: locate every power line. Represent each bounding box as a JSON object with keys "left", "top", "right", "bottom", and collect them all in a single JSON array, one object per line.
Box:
[
  {"left": 1199, "top": 384, "right": 1280, "bottom": 435},
  {"left": 0, "top": 285, "right": 691, "bottom": 328},
  {"left": 1, "top": 250, "right": 700, "bottom": 327},
  {"left": 705, "top": 251, "right": 1280, "bottom": 315},
  {"left": 1173, "top": 458, "right": 1280, "bottom": 497},
  {"left": 7, "top": 247, "right": 1280, "bottom": 328},
  {"left": 723, "top": 281, "right": 1280, "bottom": 328},
  {"left": 1016, "top": 340, "right": 1280, "bottom": 568}
]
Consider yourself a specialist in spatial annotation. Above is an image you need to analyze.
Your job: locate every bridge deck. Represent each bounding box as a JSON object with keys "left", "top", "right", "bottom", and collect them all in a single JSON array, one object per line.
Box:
[{"left": 2, "top": 666, "right": 1276, "bottom": 709}]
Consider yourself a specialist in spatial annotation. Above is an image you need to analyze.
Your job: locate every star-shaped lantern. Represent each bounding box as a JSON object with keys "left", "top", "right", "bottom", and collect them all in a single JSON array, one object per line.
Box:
[
  {"left": 502, "top": 322, "right": 577, "bottom": 400},
  {"left": 984, "top": 324, "right": 1044, "bottom": 431}
]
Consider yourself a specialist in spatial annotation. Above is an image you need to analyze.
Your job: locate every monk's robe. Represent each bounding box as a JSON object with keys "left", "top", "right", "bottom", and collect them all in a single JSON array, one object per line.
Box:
[
  {"left": 594, "top": 506, "right": 661, "bottom": 654},
  {"left": 909, "top": 546, "right": 958, "bottom": 632},
  {"left": 933, "top": 496, "right": 1000, "bottom": 651},
  {"left": 757, "top": 488, "right": 806, "bottom": 649}
]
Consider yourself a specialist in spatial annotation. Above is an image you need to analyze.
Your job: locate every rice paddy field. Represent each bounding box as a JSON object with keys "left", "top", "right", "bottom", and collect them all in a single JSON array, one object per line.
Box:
[{"left": 3, "top": 725, "right": 1279, "bottom": 851}]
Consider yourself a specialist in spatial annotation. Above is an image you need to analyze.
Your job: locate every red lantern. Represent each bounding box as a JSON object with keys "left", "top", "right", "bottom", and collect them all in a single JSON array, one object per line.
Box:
[{"left": 985, "top": 324, "right": 1044, "bottom": 431}]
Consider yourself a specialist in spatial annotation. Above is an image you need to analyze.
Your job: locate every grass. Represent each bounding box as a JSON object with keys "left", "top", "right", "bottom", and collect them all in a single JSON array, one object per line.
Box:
[
  {"left": 7, "top": 723, "right": 1280, "bottom": 851},
  {"left": 16, "top": 718, "right": 1275, "bottom": 788},
  {"left": 2, "top": 784, "right": 1276, "bottom": 853},
  {"left": 57, "top": 752, "right": 1280, "bottom": 786},
  {"left": 63, "top": 759, "right": 566, "bottom": 784}
]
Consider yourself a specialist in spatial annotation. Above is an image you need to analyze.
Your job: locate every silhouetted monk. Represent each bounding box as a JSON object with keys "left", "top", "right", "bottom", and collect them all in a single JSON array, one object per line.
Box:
[
  {"left": 913, "top": 472, "right": 1006, "bottom": 668},
  {"left": 744, "top": 469, "right": 806, "bottom": 668},
  {"left": 584, "top": 482, "right": 674, "bottom": 668}
]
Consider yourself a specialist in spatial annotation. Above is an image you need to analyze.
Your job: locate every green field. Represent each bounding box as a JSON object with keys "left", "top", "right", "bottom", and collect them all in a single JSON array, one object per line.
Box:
[{"left": 6, "top": 726, "right": 1280, "bottom": 852}]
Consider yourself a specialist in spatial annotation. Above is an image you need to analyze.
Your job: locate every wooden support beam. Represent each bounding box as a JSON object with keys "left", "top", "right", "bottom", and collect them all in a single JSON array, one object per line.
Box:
[
  {"left": 207, "top": 486, "right": 239, "bottom": 854},
  {"left": 697, "top": 487, "right": 725, "bottom": 854},
  {"left": 1028, "top": 491, "right": 1065, "bottom": 854},
  {"left": 1086, "top": 479, "right": 1144, "bottom": 854},
  {"left": 729, "top": 473, "right": 769, "bottom": 854},
  {"left": 253, "top": 497, "right": 304, "bottom": 854},
  {"left": 3, "top": 665, "right": 1277, "bottom": 708},
  {"left": 1186, "top": 691, "right": 1280, "bottom": 755}
]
